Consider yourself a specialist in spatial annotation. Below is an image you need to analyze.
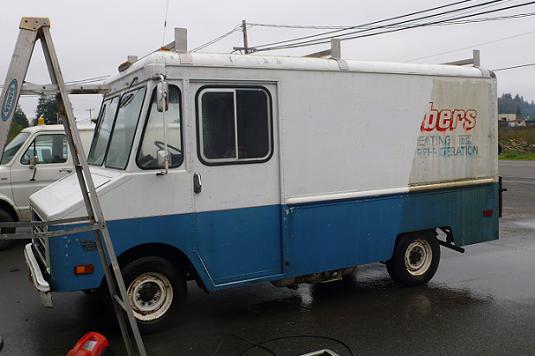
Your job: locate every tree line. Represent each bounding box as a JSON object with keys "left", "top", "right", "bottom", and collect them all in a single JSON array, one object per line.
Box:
[
  {"left": 7, "top": 93, "right": 59, "bottom": 141},
  {"left": 498, "top": 93, "right": 535, "bottom": 118}
]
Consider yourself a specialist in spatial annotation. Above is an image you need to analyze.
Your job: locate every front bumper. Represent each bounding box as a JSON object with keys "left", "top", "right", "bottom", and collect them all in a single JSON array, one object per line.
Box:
[{"left": 24, "top": 243, "right": 53, "bottom": 308}]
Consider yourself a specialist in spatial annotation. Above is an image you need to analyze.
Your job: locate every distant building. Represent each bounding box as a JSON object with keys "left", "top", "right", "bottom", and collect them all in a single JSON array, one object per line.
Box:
[{"left": 498, "top": 113, "right": 525, "bottom": 128}]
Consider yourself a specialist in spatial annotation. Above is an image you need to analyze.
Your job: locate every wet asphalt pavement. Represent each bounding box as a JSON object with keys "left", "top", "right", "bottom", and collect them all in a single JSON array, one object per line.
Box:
[{"left": 1, "top": 161, "right": 535, "bottom": 355}]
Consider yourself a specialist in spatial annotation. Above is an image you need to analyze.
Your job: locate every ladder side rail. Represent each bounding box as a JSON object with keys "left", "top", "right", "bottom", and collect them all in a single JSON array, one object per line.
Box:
[
  {"left": 38, "top": 26, "right": 146, "bottom": 356},
  {"left": 0, "top": 27, "right": 39, "bottom": 154},
  {"left": 93, "top": 229, "right": 136, "bottom": 356}
]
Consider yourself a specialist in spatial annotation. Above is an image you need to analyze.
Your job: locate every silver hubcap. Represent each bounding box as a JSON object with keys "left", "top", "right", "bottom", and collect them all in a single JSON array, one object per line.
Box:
[
  {"left": 404, "top": 239, "right": 433, "bottom": 276},
  {"left": 127, "top": 272, "right": 173, "bottom": 321}
]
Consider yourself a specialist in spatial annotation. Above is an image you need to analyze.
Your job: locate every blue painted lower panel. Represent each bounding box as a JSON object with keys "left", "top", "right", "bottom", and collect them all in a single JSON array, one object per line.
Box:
[
  {"left": 285, "top": 183, "right": 499, "bottom": 277},
  {"left": 195, "top": 206, "right": 283, "bottom": 284},
  {"left": 46, "top": 183, "right": 498, "bottom": 292}
]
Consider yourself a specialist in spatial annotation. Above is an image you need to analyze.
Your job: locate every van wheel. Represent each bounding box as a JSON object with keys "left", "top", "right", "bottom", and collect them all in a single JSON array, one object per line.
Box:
[
  {"left": 122, "top": 256, "right": 186, "bottom": 333},
  {"left": 0, "top": 209, "right": 15, "bottom": 251},
  {"left": 386, "top": 232, "right": 440, "bottom": 286}
]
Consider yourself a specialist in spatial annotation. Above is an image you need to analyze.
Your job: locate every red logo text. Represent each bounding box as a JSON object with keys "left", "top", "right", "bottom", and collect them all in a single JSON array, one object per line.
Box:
[{"left": 420, "top": 102, "right": 477, "bottom": 132}]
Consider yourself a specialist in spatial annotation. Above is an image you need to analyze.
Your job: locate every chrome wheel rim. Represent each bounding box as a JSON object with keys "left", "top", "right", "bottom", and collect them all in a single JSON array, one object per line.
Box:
[
  {"left": 404, "top": 239, "right": 433, "bottom": 276},
  {"left": 127, "top": 272, "right": 173, "bottom": 321}
]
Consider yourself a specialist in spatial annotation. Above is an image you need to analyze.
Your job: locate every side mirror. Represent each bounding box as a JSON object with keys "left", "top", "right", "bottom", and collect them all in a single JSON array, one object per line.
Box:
[
  {"left": 156, "top": 80, "right": 169, "bottom": 112},
  {"left": 29, "top": 156, "right": 38, "bottom": 169},
  {"left": 156, "top": 150, "right": 168, "bottom": 168}
]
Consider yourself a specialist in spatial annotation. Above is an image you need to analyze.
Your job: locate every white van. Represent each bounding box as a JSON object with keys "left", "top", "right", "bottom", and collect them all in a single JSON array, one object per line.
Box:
[{"left": 0, "top": 124, "right": 94, "bottom": 249}]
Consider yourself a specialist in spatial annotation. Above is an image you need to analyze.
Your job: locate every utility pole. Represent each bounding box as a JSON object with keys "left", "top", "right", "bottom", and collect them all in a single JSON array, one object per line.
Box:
[
  {"left": 241, "top": 19, "right": 249, "bottom": 54},
  {"left": 233, "top": 20, "right": 254, "bottom": 54}
]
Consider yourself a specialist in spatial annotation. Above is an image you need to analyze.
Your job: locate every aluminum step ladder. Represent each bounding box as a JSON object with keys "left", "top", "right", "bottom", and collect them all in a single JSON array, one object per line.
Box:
[{"left": 0, "top": 17, "right": 146, "bottom": 356}]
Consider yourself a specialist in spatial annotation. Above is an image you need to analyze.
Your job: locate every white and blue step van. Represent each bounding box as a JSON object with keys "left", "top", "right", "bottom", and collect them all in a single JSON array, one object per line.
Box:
[{"left": 25, "top": 50, "right": 500, "bottom": 332}]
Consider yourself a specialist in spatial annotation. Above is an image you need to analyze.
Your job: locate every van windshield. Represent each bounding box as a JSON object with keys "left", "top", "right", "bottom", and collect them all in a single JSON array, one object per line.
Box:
[
  {"left": 88, "top": 86, "right": 146, "bottom": 169},
  {"left": 1, "top": 132, "right": 30, "bottom": 165}
]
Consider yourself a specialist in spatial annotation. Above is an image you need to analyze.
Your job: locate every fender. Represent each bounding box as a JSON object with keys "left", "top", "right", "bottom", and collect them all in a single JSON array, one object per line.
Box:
[{"left": 0, "top": 195, "right": 21, "bottom": 221}]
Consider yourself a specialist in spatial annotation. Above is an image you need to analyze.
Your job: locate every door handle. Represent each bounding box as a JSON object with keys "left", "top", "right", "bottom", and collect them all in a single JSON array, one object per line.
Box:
[
  {"left": 59, "top": 168, "right": 73, "bottom": 174},
  {"left": 193, "top": 173, "right": 202, "bottom": 194}
]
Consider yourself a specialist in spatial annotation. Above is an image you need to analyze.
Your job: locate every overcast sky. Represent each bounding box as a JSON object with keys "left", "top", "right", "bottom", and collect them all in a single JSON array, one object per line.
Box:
[{"left": 1, "top": 0, "right": 534, "bottom": 121}]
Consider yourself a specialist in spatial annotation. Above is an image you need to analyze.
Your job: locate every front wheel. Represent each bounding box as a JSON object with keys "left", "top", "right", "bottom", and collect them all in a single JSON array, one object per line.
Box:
[
  {"left": 122, "top": 256, "right": 186, "bottom": 333},
  {"left": 386, "top": 232, "right": 440, "bottom": 286}
]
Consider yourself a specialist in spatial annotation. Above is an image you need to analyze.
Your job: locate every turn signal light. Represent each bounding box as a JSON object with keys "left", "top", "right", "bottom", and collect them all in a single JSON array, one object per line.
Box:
[
  {"left": 483, "top": 209, "right": 493, "bottom": 217},
  {"left": 74, "top": 264, "right": 94, "bottom": 275}
]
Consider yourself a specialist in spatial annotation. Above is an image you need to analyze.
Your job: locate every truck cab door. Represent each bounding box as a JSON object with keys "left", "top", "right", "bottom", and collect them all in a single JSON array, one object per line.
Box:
[
  {"left": 11, "top": 133, "right": 71, "bottom": 219},
  {"left": 190, "top": 83, "right": 283, "bottom": 286}
]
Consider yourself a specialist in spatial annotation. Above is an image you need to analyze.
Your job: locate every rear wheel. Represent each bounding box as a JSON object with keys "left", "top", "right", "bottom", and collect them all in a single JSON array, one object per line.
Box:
[
  {"left": 386, "top": 232, "right": 440, "bottom": 286},
  {"left": 121, "top": 256, "right": 186, "bottom": 333},
  {"left": 0, "top": 209, "right": 15, "bottom": 251}
]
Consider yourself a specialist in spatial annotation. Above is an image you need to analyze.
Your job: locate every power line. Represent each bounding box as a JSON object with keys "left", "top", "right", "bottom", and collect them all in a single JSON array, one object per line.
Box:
[
  {"left": 337, "top": 1, "right": 535, "bottom": 43},
  {"left": 191, "top": 25, "right": 242, "bottom": 52},
  {"left": 62, "top": 75, "right": 110, "bottom": 84},
  {"left": 493, "top": 61, "right": 535, "bottom": 71},
  {"left": 422, "top": 0, "right": 512, "bottom": 22},
  {"left": 406, "top": 27, "right": 535, "bottom": 61},
  {"left": 249, "top": 10, "right": 534, "bottom": 32},
  {"left": 249, "top": 23, "right": 355, "bottom": 30},
  {"left": 442, "top": 9, "right": 535, "bottom": 23},
  {"left": 255, "top": 0, "right": 516, "bottom": 51},
  {"left": 252, "top": 0, "right": 478, "bottom": 49},
  {"left": 255, "top": 0, "right": 535, "bottom": 52},
  {"left": 253, "top": 0, "right": 499, "bottom": 50},
  {"left": 247, "top": 0, "right": 514, "bottom": 31}
]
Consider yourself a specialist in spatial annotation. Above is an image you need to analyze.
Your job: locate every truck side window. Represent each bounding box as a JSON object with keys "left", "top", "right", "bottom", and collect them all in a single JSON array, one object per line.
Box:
[
  {"left": 137, "top": 86, "right": 183, "bottom": 169},
  {"left": 198, "top": 87, "right": 271, "bottom": 164},
  {"left": 21, "top": 134, "right": 68, "bottom": 165}
]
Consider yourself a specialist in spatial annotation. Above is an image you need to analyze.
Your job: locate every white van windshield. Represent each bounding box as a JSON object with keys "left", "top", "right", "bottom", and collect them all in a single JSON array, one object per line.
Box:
[{"left": 1, "top": 132, "right": 30, "bottom": 165}]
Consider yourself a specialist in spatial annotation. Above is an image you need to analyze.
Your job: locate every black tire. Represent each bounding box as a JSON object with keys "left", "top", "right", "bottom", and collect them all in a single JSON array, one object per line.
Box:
[
  {"left": 0, "top": 209, "right": 15, "bottom": 251},
  {"left": 386, "top": 232, "right": 440, "bottom": 286},
  {"left": 121, "top": 256, "right": 186, "bottom": 334}
]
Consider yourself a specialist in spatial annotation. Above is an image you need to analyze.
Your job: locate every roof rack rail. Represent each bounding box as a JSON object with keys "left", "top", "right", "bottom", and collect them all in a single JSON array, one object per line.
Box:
[
  {"left": 161, "top": 27, "right": 188, "bottom": 52},
  {"left": 305, "top": 39, "right": 342, "bottom": 60},
  {"left": 119, "top": 28, "right": 188, "bottom": 72},
  {"left": 442, "top": 49, "right": 480, "bottom": 68}
]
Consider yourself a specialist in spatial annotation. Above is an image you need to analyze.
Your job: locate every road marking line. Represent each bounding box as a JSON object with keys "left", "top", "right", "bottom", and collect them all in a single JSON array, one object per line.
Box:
[
  {"left": 502, "top": 176, "right": 535, "bottom": 180},
  {"left": 503, "top": 179, "right": 535, "bottom": 185}
]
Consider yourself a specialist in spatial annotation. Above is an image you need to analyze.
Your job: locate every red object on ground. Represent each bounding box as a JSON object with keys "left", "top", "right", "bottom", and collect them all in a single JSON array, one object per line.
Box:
[{"left": 67, "top": 332, "right": 109, "bottom": 356}]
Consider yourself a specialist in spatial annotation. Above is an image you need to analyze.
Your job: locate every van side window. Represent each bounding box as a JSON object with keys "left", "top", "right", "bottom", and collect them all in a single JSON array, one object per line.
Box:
[
  {"left": 137, "top": 86, "right": 183, "bottom": 169},
  {"left": 198, "top": 87, "right": 271, "bottom": 164},
  {"left": 21, "top": 134, "right": 68, "bottom": 165}
]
